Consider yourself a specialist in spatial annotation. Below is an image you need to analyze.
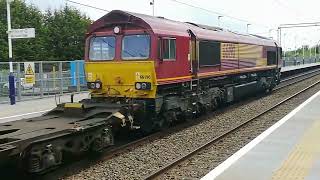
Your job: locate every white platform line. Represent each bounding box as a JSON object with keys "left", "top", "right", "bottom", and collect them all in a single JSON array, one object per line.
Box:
[
  {"left": 0, "top": 110, "right": 51, "bottom": 120},
  {"left": 201, "top": 90, "right": 320, "bottom": 180}
]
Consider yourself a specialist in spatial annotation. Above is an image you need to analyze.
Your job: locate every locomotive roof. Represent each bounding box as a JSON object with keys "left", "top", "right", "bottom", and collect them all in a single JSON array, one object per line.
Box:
[{"left": 89, "top": 10, "right": 278, "bottom": 47}]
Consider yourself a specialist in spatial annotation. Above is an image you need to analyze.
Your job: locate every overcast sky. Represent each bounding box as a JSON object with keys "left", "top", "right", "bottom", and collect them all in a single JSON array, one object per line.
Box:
[{"left": 25, "top": 0, "right": 320, "bottom": 50}]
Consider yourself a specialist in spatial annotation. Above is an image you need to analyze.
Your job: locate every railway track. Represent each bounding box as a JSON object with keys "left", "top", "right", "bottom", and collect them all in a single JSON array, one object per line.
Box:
[
  {"left": 143, "top": 79, "right": 320, "bottom": 179},
  {"left": 92, "top": 68, "right": 320, "bottom": 163},
  {"left": 276, "top": 68, "right": 320, "bottom": 90},
  {"left": 49, "top": 68, "right": 320, "bottom": 179},
  {"left": 2, "top": 68, "right": 319, "bottom": 179}
]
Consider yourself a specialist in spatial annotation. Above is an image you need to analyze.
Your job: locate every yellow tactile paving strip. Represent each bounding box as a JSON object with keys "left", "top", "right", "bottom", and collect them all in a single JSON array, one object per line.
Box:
[{"left": 272, "top": 120, "right": 320, "bottom": 180}]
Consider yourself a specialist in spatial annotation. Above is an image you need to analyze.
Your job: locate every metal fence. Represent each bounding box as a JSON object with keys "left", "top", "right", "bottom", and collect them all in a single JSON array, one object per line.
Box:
[
  {"left": 0, "top": 60, "right": 87, "bottom": 104},
  {"left": 1, "top": 58, "right": 319, "bottom": 104},
  {"left": 282, "top": 56, "right": 320, "bottom": 67}
]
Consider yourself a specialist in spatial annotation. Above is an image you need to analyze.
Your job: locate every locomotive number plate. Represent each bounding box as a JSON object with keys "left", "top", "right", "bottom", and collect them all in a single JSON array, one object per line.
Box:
[{"left": 135, "top": 72, "right": 152, "bottom": 81}]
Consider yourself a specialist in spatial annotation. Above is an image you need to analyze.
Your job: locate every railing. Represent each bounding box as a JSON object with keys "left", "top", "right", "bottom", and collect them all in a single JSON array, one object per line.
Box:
[
  {"left": 282, "top": 56, "right": 320, "bottom": 67},
  {"left": 0, "top": 60, "right": 87, "bottom": 104},
  {"left": 1, "top": 58, "right": 319, "bottom": 104}
]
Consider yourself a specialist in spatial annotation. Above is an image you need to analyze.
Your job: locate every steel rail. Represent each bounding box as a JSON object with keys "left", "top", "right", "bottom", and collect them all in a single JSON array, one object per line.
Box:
[
  {"left": 275, "top": 68, "right": 320, "bottom": 90},
  {"left": 281, "top": 68, "right": 320, "bottom": 83},
  {"left": 100, "top": 69, "right": 320, "bottom": 161},
  {"left": 43, "top": 67, "right": 320, "bottom": 179},
  {"left": 104, "top": 67, "right": 320, "bottom": 159},
  {"left": 143, "top": 80, "right": 320, "bottom": 179}
]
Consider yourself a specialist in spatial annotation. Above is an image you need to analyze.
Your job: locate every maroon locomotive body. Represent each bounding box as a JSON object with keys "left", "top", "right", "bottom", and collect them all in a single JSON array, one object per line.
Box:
[
  {"left": 0, "top": 10, "right": 283, "bottom": 174},
  {"left": 86, "top": 10, "right": 282, "bottom": 130}
]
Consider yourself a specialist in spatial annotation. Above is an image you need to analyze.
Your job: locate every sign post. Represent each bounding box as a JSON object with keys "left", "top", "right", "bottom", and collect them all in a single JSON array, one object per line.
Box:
[
  {"left": 6, "top": 0, "right": 14, "bottom": 105},
  {"left": 6, "top": 0, "right": 35, "bottom": 105}
]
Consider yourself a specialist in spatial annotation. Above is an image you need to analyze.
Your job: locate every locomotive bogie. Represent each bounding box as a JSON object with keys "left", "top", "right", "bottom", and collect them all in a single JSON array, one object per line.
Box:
[
  {"left": 83, "top": 9, "right": 282, "bottom": 139},
  {"left": 0, "top": 10, "right": 283, "bottom": 173}
]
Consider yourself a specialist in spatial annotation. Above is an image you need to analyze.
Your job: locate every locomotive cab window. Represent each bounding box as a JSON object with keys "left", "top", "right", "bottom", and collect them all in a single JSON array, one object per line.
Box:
[
  {"left": 122, "top": 34, "right": 150, "bottom": 60},
  {"left": 89, "top": 36, "right": 116, "bottom": 61},
  {"left": 159, "top": 38, "right": 176, "bottom": 61}
]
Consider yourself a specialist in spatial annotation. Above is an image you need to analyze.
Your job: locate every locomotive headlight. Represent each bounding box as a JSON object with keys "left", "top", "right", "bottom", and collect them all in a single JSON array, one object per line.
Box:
[
  {"left": 113, "top": 26, "right": 121, "bottom": 34},
  {"left": 141, "top": 83, "right": 147, "bottom": 89},
  {"left": 87, "top": 81, "right": 102, "bottom": 89},
  {"left": 135, "top": 82, "right": 151, "bottom": 90},
  {"left": 95, "top": 82, "right": 101, "bottom": 89},
  {"left": 90, "top": 83, "right": 96, "bottom": 89},
  {"left": 135, "top": 82, "right": 142, "bottom": 90}
]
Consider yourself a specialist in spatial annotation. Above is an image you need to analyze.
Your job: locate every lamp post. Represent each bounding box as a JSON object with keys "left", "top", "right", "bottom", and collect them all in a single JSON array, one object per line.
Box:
[
  {"left": 314, "top": 41, "right": 317, "bottom": 59},
  {"left": 218, "top": 15, "right": 223, "bottom": 27},
  {"left": 317, "top": 40, "right": 320, "bottom": 61},
  {"left": 288, "top": 47, "right": 291, "bottom": 57},
  {"left": 302, "top": 37, "right": 308, "bottom": 63},
  {"left": 277, "top": 27, "right": 281, "bottom": 45},
  {"left": 269, "top": 29, "right": 276, "bottom": 39},
  {"left": 309, "top": 40, "right": 312, "bottom": 58},
  {"left": 246, "top": 23, "right": 251, "bottom": 34},
  {"left": 294, "top": 35, "right": 297, "bottom": 57},
  {"left": 6, "top": 0, "right": 15, "bottom": 105},
  {"left": 283, "top": 33, "right": 287, "bottom": 55},
  {"left": 302, "top": 45, "right": 305, "bottom": 59},
  {"left": 150, "top": 0, "right": 155, "bottom": 16},
  {"left": 286, "top": 47, "right": 292, "bottom": 66},
  {"left": 6, "top": 0, "right": 13, "bottom": 71}
]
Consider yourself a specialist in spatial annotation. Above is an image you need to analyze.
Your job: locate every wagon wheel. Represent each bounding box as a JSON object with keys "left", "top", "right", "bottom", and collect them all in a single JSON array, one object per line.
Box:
[
  {"left": 156, "top": 111, "right": 176, "bottom": 131},
  {"left": 211, "top": 98, "right": 219, "bottom": 111},
  {"left": 157, "top": 116, "right": 171, "bottom": 131}
]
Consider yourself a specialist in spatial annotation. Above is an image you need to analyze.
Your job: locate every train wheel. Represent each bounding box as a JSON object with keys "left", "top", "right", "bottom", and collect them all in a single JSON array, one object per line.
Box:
[
  {"left": 157, "top": 116, "right": 171, "bottom": 130},
  {"left": 23, "top": 144, "right": 63, "bottom": 173},
  {"left": 156, "top": 111, "right": 176, "bottom": 130},
  {"left": 91, "top": 127, "right": 114, "bottom": 152},
  {"left": 211, "top": 98, "right": 219, "bottom": 111}
]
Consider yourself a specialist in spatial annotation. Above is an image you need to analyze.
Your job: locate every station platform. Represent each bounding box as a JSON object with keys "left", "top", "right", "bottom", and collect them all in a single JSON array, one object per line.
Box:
[
  {"left": 202, "top": 90, "right": 320, "bottom": 180},
  {"left": 0, "top": 92, "right": 88, "bottom": 124},
  {"left": 281, "top": 62, "right": 320, "bottom": 72}
]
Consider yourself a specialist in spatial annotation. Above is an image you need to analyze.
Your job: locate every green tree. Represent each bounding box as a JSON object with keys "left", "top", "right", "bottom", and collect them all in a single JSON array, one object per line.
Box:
[
  {"left": 45, "top": 6, "right": 92, "bottom": 61},
  {"left": 0, "top": 0, "right": 46, "bottom": 62},
  {"left": 0, "top": 0, "right": 9, "bottom": 62},
  {"left": 0, "top": 0, "right": 92, "bottom": 62}
]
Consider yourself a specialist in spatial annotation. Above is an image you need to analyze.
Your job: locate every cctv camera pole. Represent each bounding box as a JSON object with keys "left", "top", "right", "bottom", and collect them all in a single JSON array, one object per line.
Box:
[{"left": 7, "top": 0, "right": 15, "bottom": 105}]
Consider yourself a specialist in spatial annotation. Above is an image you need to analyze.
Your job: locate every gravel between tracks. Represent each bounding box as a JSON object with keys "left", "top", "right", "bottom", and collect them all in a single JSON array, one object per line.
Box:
[
  {"left": 62, "top": 75, "right": 320, "bottom": 180},
  {"left": 158, "top": 80, "right": 320, "bottom": 179}
]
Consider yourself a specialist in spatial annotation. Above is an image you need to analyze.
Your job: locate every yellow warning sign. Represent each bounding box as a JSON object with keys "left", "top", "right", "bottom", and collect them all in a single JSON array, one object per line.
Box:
[
  {"left": 25, "top": 76, "right": 34, "bottom": 84},
  {"left": 25, "top": 64, "right": 34, "bottom": 75},
  {"left": 24, "top": 62, "right": 35, "bottom": 85}
]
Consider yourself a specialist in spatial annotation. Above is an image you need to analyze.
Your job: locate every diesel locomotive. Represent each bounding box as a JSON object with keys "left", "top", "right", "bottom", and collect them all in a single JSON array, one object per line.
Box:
[
  {"left": 85, "top": 10, "right": 281, "bottom": 131},
  {"left": 0, "top": 10, "right": 281, "bottom": 173}
]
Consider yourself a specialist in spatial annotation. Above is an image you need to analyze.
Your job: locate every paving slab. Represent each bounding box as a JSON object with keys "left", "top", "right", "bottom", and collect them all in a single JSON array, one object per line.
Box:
[
  {"left": 0, "top": 92, "right": 89, "bottom": 123},
  {"left": 203, "top": 90, "right": 320, "bottom": 180},
  {"left": 281, "top": 62, "right": 320, "bottom": 72}
]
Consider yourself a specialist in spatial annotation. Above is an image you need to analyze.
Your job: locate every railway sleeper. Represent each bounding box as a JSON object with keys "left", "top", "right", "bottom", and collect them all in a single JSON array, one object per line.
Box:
[{"left": 0, "top": 73, "right": 278, "bottom": 173}]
